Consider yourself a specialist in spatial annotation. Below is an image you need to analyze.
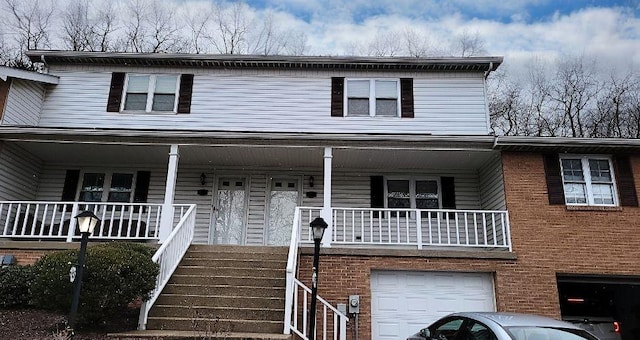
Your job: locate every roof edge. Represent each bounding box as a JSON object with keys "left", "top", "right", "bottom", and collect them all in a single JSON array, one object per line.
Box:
[{"left": 0, "top": 66, "right": 59, "bottom": 84}]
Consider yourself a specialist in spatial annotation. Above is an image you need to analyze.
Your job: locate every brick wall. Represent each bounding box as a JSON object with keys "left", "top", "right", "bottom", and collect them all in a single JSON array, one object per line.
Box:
[{"left": 296, "top": 151, "right": 640, "bottom": 339}]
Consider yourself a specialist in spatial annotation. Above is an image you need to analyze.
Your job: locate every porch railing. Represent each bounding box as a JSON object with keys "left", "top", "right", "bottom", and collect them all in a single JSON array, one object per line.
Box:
[
  {"left": 297, "top": 207, "right": 511, "bottom": 251},
  {"left": 138, "top": 204, "right": 197, "bottom": 330},
  {"left": 0, "top": 201, "right": 191, "bottom": 241},
  {"left": 285, "top": 207, "right": 348, "bottom": 340}
]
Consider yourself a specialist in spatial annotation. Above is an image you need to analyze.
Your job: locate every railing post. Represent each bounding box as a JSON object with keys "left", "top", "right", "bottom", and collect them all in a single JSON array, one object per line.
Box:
[
  {"left": 321, "top": 147, "right": 332, "bottom": 247},
  {"left": 66, "top": 203, "right": 79, "bottom": 243},
  {"left": 159, "top": 145, "right": 180, "bottom": 243},
  {"left": 416, "top": 209, "right": 423, "bottom": 250}
]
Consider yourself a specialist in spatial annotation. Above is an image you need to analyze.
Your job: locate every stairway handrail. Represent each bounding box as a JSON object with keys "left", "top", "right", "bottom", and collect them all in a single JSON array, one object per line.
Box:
[
  {"left": 138, "top": 204, "right": 197, "bottom": 330},
  {"left": 284, "top": 207, "right": 301, "bottom": 334}
]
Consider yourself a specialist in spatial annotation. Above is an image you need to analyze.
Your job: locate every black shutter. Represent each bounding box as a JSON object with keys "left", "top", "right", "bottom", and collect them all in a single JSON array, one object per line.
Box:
[
  {"left": 441, "top": 177, "right": 456, "bottom": 209},
  {"left": 107, "top": 73, "right": 125, "bottom": 112},
  {"left": 400, "top": 78, "right": 414, "bottom": 118},
  {"left": 371, "top": 176, "right": 384, "bottom": 217},
  {"left": 543, "top": 153, "right": 565, "bottom": 205},
  {"left": 331, "top": 77, "right": 344, "bottom": 117},
  {"left": 133, "top": 171, "right": 151, "bottom": 203},
  {"left": 614, "top": 156, "right": 638, "bottom": 207},
  {"left": 177, "top": 74, "right": 194, "bottom": 114},
  {"left": 61, "top": 170, "right": 80, "bottom": 211}
]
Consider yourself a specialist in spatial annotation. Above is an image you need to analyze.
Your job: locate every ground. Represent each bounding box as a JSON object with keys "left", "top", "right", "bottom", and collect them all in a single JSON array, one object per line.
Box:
[{"left": 0, "top": 309, "right": 137, "bottom": 339}]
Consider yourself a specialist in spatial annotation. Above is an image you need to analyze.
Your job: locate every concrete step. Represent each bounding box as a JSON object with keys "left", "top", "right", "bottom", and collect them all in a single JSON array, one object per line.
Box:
[
  {"left": 187, "top": 245, "right": 289, "bottom": 254},
  {"left": 173, "top": 266, "right": 286, "bottom": 278},
  {"left": 147, "top": 317, "right": 282, "bottom": 333},
  {"left": 155, "top": 294, "right": 285, "bottom": 309},
  {"left": 162, "top": 284, "right": 285, "bottom": 297},
  {"left": 108, "top": 330, "right": 291, "bottom": 340},
  {"left": 179, "top": 258, "right": 286, "bottom": 269},
  {"left": 149, "top": 305, "right": 284, "bottom": 321},
  {"left": 168, "top": 274, "right": 286, "bottom": 287},
  {"left": 185, "top": 249, "right": 288, "bottom": 261}
]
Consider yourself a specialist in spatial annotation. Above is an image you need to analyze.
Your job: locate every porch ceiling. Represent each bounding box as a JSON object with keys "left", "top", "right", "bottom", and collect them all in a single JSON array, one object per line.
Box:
[{"left": 15, "top": 141, "right": 495, "bottom": 170}]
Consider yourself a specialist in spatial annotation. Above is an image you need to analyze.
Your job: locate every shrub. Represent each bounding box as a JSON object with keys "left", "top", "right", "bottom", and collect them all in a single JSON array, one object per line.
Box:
[
  {"left": 31, "top": 242, "right": 159, "bottom": 327},
  {"left": 0, "top": 265, "right": 35, "bottom": 308}
]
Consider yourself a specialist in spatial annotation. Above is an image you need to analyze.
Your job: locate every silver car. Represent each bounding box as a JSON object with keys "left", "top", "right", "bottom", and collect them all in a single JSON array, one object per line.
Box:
[{"left": 407, "top": 312, "right": 599, "bottom": 340}]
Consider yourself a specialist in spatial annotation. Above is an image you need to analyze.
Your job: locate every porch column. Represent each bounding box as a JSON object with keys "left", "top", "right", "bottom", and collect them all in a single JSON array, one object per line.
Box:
[
  {"left": 159, "top": 144, "right": 179, "bottom": 243},
  {"left": 321, "top": 147, "right": 332, "bottom": 247}
]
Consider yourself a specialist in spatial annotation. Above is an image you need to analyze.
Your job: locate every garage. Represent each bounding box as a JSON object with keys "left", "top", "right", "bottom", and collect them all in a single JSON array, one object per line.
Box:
[
  {"left": 370, "top": 270, "right": 496, "bottom": 340},
  {"left": 558, "top": 275, "right": 640, "bottom": 340}
]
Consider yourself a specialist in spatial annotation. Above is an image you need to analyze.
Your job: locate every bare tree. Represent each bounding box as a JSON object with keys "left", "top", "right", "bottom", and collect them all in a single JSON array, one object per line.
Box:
[
  {"left": 184, "top": 4, "right": 213, "bottom": 54},
  {"left": 452, "top": 29, "right": 486, "bottom": 57},
  {"left": 92, "top": 2, "right": 118, "bottom": 52},
  {"left": 249, "top": 11, "right": 287, "bottom": 55},
  {"left": 283, "top": 31, "right": 308, "bottom": 55},
  {"left": 403, "top": 28, "right": 432, "bottom": 57},
  {"left": 366, "top": 30, "right": 402, "bottom": 57},
  {"left": 208, "top": 1, "right": 251, "bottom": 54},
  {"left": 121, "top": 0, "right": 149, "bottom": 52},
  {"left": 4, "top": 0, "right": 53, "bottom": 50},
  {"left": 147, "top": 1, "right": 186, "bottom": 53},
  {"left": 62, "top": 0, "right": 91, "bottom": 51}
]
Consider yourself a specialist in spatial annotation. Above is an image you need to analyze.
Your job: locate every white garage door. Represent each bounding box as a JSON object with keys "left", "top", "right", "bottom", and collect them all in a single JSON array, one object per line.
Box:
[{"left": 371, "top": 270, "right": 496, "bottom": 340}]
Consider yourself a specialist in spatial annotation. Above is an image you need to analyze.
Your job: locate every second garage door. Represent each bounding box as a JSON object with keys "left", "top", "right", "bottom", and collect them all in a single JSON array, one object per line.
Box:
[{"left": 371, "top": 270, "right": 496, "bottom": 340}]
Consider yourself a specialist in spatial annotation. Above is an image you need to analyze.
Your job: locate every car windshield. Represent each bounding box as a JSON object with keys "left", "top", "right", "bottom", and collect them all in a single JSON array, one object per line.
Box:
[{"left": 505, "top": 326, "right": 598, "bottom": 340}]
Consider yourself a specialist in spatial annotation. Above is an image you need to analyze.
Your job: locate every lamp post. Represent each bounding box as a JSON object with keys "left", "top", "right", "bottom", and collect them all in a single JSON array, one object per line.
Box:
[
  {"left": 68, "top": 210, "right": 100, "bottom": 330},
  {"left": 308, "top": 217, "right": 327, "bottom": 340}
]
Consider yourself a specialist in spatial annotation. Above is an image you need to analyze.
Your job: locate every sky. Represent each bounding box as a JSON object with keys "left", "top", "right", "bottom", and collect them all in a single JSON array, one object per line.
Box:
[{"left": 232, "top": 0, "right": 640, "bottom": 77}]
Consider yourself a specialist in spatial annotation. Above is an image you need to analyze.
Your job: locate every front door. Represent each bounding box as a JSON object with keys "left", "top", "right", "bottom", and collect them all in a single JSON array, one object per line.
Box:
[
  {"left": 212, "top": 177, "right": 247, "bottom": 244},
  {"left": 266, "top": 178, "right": 300, "bottom": 246}
]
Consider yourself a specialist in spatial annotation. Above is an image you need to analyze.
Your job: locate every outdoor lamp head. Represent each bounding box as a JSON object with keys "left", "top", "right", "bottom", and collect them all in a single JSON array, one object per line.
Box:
[
  {"left": 75, "top": 210, "right": 100, "bottom": 234},
  {"left": 310, "top": 217, "right": 328, "bottom": 242}
]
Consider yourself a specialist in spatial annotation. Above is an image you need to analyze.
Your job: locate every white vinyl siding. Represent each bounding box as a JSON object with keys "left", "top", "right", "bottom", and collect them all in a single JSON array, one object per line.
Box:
[
  {"left": 2, "top": 79, "right": 45, "bottom": 126},
  {"left": 0, "top": 143, "right": 42, "bottom": 200},
  {"left": 478, "top": 153, "right": 506, "bottom": 210},
  {"left": 38, "top": 66, "right": 490, "bottom": 135}
]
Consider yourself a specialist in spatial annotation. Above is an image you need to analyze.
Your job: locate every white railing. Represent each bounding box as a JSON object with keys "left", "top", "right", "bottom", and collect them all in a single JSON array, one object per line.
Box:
[
  {"left": 306, "top": 208, "right": 511, "bottom": 251},
  {"left": 296, "top": 207, "right": 323, "bottom": 243},
  {"left": 285, "top": 207, "right": 348, "bottom": 340},
  {"left": 0, "top": 201, "right": 191, "bottom": 242},
  {"left": 138, "top": 204, "right": 197, "bottom": 330}
]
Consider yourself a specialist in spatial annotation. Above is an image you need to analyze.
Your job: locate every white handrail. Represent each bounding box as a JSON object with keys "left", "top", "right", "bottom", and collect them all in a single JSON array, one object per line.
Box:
[
  {"left": 285, "top": 207, "right": 349, "bottom": 340},
  {"left": 138, "top": 204, "right": 197, "bottom": 330}
]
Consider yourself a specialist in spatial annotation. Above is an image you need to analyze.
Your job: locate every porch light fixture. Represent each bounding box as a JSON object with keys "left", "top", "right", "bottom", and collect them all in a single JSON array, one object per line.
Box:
[
  {"left": 308, "top": 217, "right": 328, "bottom": 340},
  {"left": 68, "top": 210, "right": 100, "bottom": 331},
  {"left": 308, "top": 176, "right": 314, "bottom": 188},
  {"left": 200, "top": 173, "right": 207, "bottom": 186}
]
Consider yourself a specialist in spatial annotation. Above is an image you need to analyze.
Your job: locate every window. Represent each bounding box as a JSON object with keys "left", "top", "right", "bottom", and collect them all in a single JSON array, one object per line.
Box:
[
  {"left": 560, "top": 156, "right": 617, "bottom": 206},
  {"left": 78, "top": 172, "right": 135, "bottom": 203},
  {"left": 122, "top": 74, "right": 179, "bottom": 112},
  {"left": 386, "top": 178, "right": 440, "bottom": 209},
  {"left": 346, "top": 79, "right": 399, "bottom": 117}
]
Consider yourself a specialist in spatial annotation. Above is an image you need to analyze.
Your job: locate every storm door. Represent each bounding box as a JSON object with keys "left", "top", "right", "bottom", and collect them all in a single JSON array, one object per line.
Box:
[
  {"left": 212, "top": 178, "right": 247, "bottom": 245},
  {"left": 266, "top": 178, "right": 300, "bottom": 246}
]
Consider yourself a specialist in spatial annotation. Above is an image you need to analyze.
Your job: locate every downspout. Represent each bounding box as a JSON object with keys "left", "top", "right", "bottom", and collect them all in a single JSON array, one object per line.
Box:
[
  {"left": 484, "top": 62, "right": 494, "bottom": 79},
  {"left": 40, "top": 54, "right": 49, "bottom": 73}
]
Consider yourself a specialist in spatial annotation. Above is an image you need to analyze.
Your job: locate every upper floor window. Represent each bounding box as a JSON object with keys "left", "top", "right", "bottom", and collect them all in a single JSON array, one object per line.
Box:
[
  {"left": 346, "top": 79, "right": 399, "bottom": 117},
  {"left": 560, "top": 156, "right": 617, "bottom": 206},
  {"left": 107, "top": 73, "right": 193, "bottom": 114},
  {"left": 123, "top": 74, "right": 179, "bottom": 112},
  {"left": 331, "top": 77, "right": 414, "bottom": 118}
]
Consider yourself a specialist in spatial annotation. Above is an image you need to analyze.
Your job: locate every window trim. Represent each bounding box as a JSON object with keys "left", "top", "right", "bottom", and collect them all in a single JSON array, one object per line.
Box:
[
  {"left": 384, "top": 177, "right": 442, "bottom": 209},
  {"left": 76, "top": 170, "right": 138, "bottom": 203},
  {"left": 120, "top": 74, "right": 180, "bottom": 113},
  {"left": 559, "top": 155, "right": 619, "bottom": 207},
  {"left": 344, "top": 78, "right": 401, "bottom": 117}
]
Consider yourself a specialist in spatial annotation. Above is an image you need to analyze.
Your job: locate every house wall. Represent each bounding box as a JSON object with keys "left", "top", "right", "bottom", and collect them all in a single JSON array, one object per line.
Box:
[
  {"left": 39, "top": 66, "right": 490, "bottom": 135},
  {"left": 478, "top": 153, "right": 506, "bottom": 210},
  {"left": 0, "top": 142, "right": 42, "bottom": 201},
  {"left": 0, "top": 79, "right": 10, "bottom": 121},
  {"left": 1, "top": 79, "right": 44, "bottom": 126},
  {"left": 32, "top": 164, "right": 485, "bottom": 245},
  {"left": 298, "top": 151, "right": 640, "bottom": 339}
]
